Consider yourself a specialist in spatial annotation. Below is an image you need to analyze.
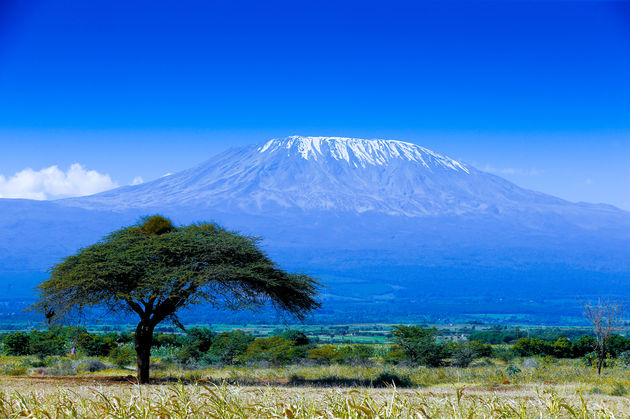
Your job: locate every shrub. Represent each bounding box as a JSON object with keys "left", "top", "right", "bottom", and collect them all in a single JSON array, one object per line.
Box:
[
  {"left": 242, "top": 336, "right": 306, "bottom": 365},
  {"left": 307, "top": 344, "right": 339, "bottom": 364},
  {"left": 109, "top": 345, "right": 136, "bottom": 368},
  {"left": 307, "top": 344, "right": 375, "bottom": 365},
  {"left": 618, "top": 350, "right": 630, "bottom": 366},
  {"left": 575, "top": 335, "right": 597, "bottom": 357},
  {"left": 506, "top": 365, "right": 521, "bottom": 375},
  {"left": 610, "top": 383, "right": 628, "bottom": 397},
  {"left": 494, "top": 347, "right": 516, "bottom": 362},
  {"left": 282, "top": 330, "right": 310, "bottom": 346},
  {"left": 383, "top": 345, "right": 406, "bottom": 365},
  {"left": 29, "top": 329, "right": 67, "bottom": 358},
  {"left": 153, "top": 332, "right": 184, "bottom": 348},
  {"left": 177, "top": 328, "right": 215, "bottom": 363},
  {"left": 77, "top": 333, "right": 118, "bottom": 357},
  {"left": 45, "top": 359, "right": 77, "bottom": 376},
  {"left": 581, "top": 352, "right": 596, "bottom": 367},
  {"left": 4, "top": 365, "right": 28, "bottom": 376},
  {"left": 335, "top": 345, "right": 375, "bottom": 365},
  {"left": 207, "top": 331, "right": 254, "bottom": 365},
  {"left": 390, "top": 325, "right": 446, "bottom": 367},
  {"left": 78, "top": 358, "right": 108, "bottom": 372},
  {"left": 550, "top": 337, "right": 575, "bottom": 358},
  {"left": 372, "top": 372, "right": 414, "bottom": 387},
  {"left": 606, "top": 334, "right": 630, "bottom": 357},
  {"left": 512, "top": 338, "right": 549, "bottom": 357},
  {"left": 3, "top": 332, "right": 30, "bottom": 355},
  {"left": 451, "top": 345, "right": 476, "bottom": 368}
]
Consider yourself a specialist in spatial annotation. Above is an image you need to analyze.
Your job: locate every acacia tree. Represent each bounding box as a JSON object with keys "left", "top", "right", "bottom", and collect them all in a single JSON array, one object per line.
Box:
[
  {"left": 583, "top": 298, "right": 624, "bottom": 375},
  {"left": 33, "top": 215, "right": 320, "bottom": 383}
]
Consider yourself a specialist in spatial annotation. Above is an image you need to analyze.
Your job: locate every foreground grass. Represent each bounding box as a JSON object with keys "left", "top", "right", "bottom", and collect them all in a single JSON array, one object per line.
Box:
[
  {"left": 0, "top": 379, "right": 629, "bottom": 418},
  {"left": 1, "top": 359, "right": 630, "bottom": 417}
]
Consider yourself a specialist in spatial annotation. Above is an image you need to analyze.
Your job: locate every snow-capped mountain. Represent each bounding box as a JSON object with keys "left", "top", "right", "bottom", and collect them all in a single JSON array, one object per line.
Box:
[
  {"left": 2, "top": 136, "right": 630, "bottom": 322},
  {"left": 61, "top": 136, "right": 613, "bottom": 222}
]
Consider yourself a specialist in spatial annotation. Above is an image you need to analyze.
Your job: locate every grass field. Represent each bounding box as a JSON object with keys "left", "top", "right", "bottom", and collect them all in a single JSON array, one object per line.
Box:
[{"left": 1, "top": 360, "right": 630, "bottom": 417}]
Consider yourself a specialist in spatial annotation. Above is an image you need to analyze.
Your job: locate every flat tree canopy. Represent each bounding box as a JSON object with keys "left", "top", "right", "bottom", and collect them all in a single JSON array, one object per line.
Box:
[{"left": 33, "top": 215, "right": 320, "bottom": 383}]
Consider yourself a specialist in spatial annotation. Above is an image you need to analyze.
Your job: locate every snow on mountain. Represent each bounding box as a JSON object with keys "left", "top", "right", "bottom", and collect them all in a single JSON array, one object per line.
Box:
[{"left": 258, "top": 136, "right": 470, "bottom": 172}]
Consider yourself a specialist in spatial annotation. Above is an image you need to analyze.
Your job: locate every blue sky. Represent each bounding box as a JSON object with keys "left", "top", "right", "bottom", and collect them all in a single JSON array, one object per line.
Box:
[{"left": 0, "top": 1, "right": 629, "bottom": 208}]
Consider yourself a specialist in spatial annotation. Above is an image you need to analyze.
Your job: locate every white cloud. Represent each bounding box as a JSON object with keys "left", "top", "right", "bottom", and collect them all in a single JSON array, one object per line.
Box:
[
  {"left": 585, "top": 178, "right": 594, "bottom": 185},
  {"left": 0, "top": 164, "right": 118, "bottom": 200},
  {"left": 131, "top": 176, "right": 144, "bottom": 185}
]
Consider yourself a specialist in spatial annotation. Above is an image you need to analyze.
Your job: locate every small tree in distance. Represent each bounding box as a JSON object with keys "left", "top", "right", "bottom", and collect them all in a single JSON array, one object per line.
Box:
[
  {"left": 583, "top": 298, "right": 624, "bottom": 375},
  {"left": 391, "top": 325, "right": 446, "bottom": 367},
  {"left": 33, "top": 215, "right": 320, "bottom": 383}
]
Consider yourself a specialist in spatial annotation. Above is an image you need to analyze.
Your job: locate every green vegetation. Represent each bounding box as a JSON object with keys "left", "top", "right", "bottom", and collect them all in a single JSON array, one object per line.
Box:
[{"left": 3, "top": 324, "right": 629, "bottom": 374}]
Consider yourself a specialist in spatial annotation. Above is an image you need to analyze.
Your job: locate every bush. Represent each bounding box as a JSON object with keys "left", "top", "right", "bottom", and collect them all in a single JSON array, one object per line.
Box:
[
  {"left": 575, "top": 335, "right": 596, "bottom": 357},
  {"left": 307, "top": 344, "right": 374, "bottom": 365},
  {"left": 581, "top": 352, "right": 597, "bottom": 367},
  {"left": 153, "top": 332, "right": 184, "bottom": 348},
  {"left": 177, "top": 328, "right": 215, "bottom": 363},
  {"left": 506, "top": 365, "right": 521, "bottom": 375},
  {"left": 78, "top": 358, "right": 108, "bottom": 372},
  {"left": 242, "top": 336, "right": 306, "bottom": 365},
  {"left": 4, "top": 365, "right": 28, "bottom": 376},
  {"left": 207, "top": 331, "right": 254, "bottom": 365},
  {"left": 372, "top": 371, "right": 414, "bottom": 387},
  {"left": 550, "top": 337, "right": 575, "bottom": 358},
  {"left": 3, "top": 332, "right": 30, "bottom": 355},
  {"left": 282, "top": 330, "right": 310, "bottom": 346},
  {"left": 451, "top": 345, "right": 476, "bottom": 368},
  {"left": 494, "top": 347, "right": 516, "bottom": 363},
  {"left": 618, "top": 350, "right": 630, "bottom": 366},
  {"left": 512, "top": 338, "right": 549, "bottom": 357},
  {"left": 606, "top": 334, "right": 630, "bottom": 357},
  {"left": 335, "top": 345, "right": 375, "bottom": 365},
  {"left": 383, "top": 345, "right": 406, "bottom": 365},
  {"left": 29, "top": 329, "right": 67, "bottom": 358},
  {"left": 109, "top": 345, "right": 136, "bottom": 368},
  {"left": 390, "top": 325, "right": 446, "bottom": 367},
  {"left": 307, "top": 344, "right": 339, "bottom": 365},
  {"left": 77, "top": 333, "right": 118, "bottom": 357},
  {"left": 610, "top": 383, "right": 628, "bottom": 397}
]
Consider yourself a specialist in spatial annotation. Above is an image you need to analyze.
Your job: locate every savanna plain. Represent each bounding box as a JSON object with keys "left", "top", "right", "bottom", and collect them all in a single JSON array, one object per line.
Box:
[{"left": 1, "top": 325, "right": 630, "bottom": 418}]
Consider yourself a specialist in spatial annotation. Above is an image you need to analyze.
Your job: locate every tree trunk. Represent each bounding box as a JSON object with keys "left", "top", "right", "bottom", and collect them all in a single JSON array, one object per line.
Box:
[
  {"left": 597, "top": 344, "right": 604, "bottom": 375},
  {"left": 135, "top": 320, "right": 155, "bottom": 384},
  {"left": 597, "top": 355, "right": 604, "bottom": 375}
]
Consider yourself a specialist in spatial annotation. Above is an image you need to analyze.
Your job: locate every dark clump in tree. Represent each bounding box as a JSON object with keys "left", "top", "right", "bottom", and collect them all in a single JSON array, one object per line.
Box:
[
  {"left": 32, "top": 215, "right": 320, "bottom": 383},
  {"left": 391, "top": 325, "right": 446, "bottom": 367}
]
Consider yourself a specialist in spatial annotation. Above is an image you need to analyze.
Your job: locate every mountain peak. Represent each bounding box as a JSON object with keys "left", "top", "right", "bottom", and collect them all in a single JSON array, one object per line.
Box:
[{"left": 258, "top": 136, "right": 470, "bottom": 173}]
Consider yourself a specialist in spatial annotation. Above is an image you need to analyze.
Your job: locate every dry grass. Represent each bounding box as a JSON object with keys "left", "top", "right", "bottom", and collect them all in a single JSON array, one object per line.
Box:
[{"left": 0, "top": 365, "right": 630, "bottom": 418}]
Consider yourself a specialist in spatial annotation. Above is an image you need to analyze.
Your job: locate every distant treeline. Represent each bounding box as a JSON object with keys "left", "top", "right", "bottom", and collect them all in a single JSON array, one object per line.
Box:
[
  {"left": 468, "top": 327, "right": 591, "bottom": 344},
  {"left": 1, "top": 326, "right": 629, "bottom": 368}
]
